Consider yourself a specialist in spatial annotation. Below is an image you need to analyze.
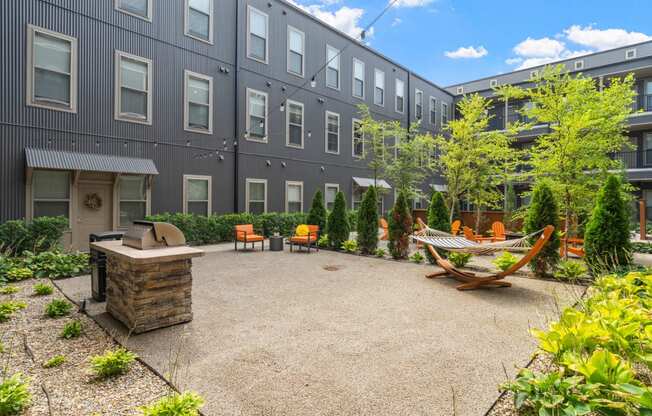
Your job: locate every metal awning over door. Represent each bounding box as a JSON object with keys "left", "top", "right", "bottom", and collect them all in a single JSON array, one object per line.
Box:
[{"left": 25, "top": 148, "right": 159, "bottom": 175}]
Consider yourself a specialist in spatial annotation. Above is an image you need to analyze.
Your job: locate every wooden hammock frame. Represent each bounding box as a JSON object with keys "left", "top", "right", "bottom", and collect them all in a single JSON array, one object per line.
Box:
[{"left": 424, "top": 225, "right": 555, "bottom": 291}]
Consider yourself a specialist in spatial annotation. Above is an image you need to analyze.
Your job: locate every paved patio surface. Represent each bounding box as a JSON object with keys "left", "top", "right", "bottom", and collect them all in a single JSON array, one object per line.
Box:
[{"left": 59, "top": 248, "right": 583, "bottom": 416}]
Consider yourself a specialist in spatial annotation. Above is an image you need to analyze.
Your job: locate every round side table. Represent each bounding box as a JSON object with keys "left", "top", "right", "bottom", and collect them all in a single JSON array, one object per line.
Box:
[{"left": 269, "top": 235, "right": 284, "bottom": 251}]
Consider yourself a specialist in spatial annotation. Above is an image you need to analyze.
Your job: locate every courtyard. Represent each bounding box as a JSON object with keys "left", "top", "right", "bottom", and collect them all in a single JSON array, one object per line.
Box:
[{"left": 58, "top": 246, "right": 583, "bottom": 415}]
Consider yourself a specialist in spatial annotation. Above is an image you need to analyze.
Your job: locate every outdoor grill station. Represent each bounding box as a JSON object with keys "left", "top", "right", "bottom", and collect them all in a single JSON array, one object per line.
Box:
[{"left": 89, "top": 221, "right": 203, "bottom": 334}]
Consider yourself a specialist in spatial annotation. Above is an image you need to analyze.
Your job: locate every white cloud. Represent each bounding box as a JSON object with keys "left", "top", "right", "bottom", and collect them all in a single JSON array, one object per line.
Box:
[
  {"left": 564, "top": 25, "right": 651, "bottom": 51},
  {"left": 391, "top": 0, "right": 434, "bottom": 7},
  {"left": 287, "top": 1, "right": 368, "bottom": 39},
  {"left": 513, "top": 37, "right": 566, "bottom": 58},
  {"left": 444, "top": 45, "right": 488, "bottom": 59},
  {"left": 391, "top": 17, "right": 402, "bottom": 27},
  {"left": 505, "top": 57, "right": 523, "bottom": 65}
]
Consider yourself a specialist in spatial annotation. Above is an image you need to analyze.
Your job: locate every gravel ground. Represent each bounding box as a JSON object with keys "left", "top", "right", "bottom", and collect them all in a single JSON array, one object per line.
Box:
[{"left": 0, "top": 278, "right": 172, "bottom": 415}]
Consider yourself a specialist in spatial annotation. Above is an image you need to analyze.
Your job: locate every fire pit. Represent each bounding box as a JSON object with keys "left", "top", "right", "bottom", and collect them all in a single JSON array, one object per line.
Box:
[{"left": 89, "top": 221, "right": 203, "bottom": 334}]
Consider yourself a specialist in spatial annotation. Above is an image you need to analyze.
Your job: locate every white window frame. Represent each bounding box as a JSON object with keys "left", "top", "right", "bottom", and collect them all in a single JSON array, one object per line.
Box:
[
  {"left": 489, "top": 79, "right": 498, "bottom": 88},
  {"left": 114, "top": 50, "right": 153, "bottom": 125},
  {"left": 626, "top": 48, "right": 637, "bottom": 60},
  {"left": 574, "top": 60, "right": 584, "bottom": 71},
  {"left": 287, "top": 26, "right": 305, "bottom": 77},
  {"left": 115, "top": 0, "right": 152, "bottom": 21},
  {"left": 429, "top": 97, "right": 437, "bottom": 125},
  {"left": 247, "top": 5, "right": 269, "bottom": 64},
  {"left": 326, "top": 44, "right": 340, "bottom": 90},
  {"left": 184, "top": 70, "right": 213, "bottom": 134},
  {"left": 246, "top": 88, "right": 268, "bottom": 143},
  {"left": 285, "top": 99, "right": 304, "bottom": 149},
  {"left": 184, "top": 0, "right": 214, "bottom": 44},
  {"left": 395, "top": 78, "right": 405, "bottom": 114},
  {"left": 352, "top": 58, "right": 365, "bottom": 99},
  {"left": 182, "top": 174, "right": 212, "bottom": 215},
  {"left": 285, "top": 181, "right": 304, "bottom": 213},
  {"left": 245, "top": 178, "right": 267, "bottom": 214},
  {"left": 441, "top": 102, "right": 449, "bottom": 126},
  {"left": 324, "top": 183, "right": 339, "bottom": 211},
  {"left": 26, "top": 25, "right": 78, "bottom": 113},
  {"left": 118, "top": 175, "right": 150, "bottom": 228},
  {"left": 530, "top": 70, "right": 539, "bottom": 78},
  {"left": 352, "top": 118, "right": 364, "bottom": 158},
  {"left": 325, "top": 111, "right": 340, "bottom": 155},
  {"left": 456, "top": 86, "right": 464, "bottom": 95},
  {"left": 374, "top": 68, "right": 385, "bottom": 107},
  {"left": 415, "top": 89, "right": 423, "bottom": 121}
]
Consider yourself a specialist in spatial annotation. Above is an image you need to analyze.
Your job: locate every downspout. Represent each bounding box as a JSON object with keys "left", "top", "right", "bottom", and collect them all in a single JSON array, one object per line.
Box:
[{"left": 233, "top": 1, "right": 240, "bottom": 213}]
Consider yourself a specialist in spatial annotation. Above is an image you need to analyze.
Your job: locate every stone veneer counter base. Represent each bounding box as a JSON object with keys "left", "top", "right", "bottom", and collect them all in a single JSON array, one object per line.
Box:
[{"left": 90, "top": 241, "right": 204, "bottom": 334}]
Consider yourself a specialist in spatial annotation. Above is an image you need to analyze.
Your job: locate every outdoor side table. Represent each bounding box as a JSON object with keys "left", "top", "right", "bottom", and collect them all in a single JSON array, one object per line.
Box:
[{"left": 269, "top": 236, "right": 284, "bottom": 251}]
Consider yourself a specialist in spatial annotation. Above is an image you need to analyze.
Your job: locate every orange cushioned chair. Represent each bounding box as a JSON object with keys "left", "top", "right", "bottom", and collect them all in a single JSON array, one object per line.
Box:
[
  {"left": 234, "top": 224, "right": 265, "bottom": 251},
  {"left": 289, "top": 225, "right": 320, "bottom": 253},
  {"left": 379, "top": 218, "right": 389, "bottom": 241},
  {"left": 451, "top": 220, "right": 461, "bottom": 236}
]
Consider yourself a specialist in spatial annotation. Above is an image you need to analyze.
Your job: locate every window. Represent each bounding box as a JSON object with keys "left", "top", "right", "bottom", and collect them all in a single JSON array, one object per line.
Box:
[
  {"left": 32, "top": 170, "right": 70, "bottom": 219},
  {"left": 374, "top": 69, "right": 385, "bottom": 106},
  {"left": 286, "top": 100, "right": 304, "bottom": 148},
  {"left": 326, "top": 45, "right": 340, "bottom": 90},
  {"left": 286, "top": 181, "right": 303, "bottom": 213},
  {"left": 115, "top": 0, "right": 152, "bottom": 20},
  {"left": 119, "top": 176, "right": 147, "bottom": 227},
  {"left": 184, "top": 70, "right": 212, "bottom": 134},
  {"left": 490, "top": 79, "right": 498, "bottom": 88},
  {"left": 247, "top": 6, "right": 268, "bottom": 63},
  {"left": 246, "top": 88, "right": 267, "bottom": 142},
  {"left": 456, "top": 86, "right": 464, "bottom": 94},
  {"left": 645, "top": 133, "right": 652, "bottom": 166},
  {"left": 574, "top": 60, "right": 584, "bottom": 71},
  {"left": 353, "top": 58, "right": 365, "bottom": 99},
  {"left": 645, "top": 80, "right": 652, "bottom": 112},
  {"left": 429, "top": 97, "right": 437, "bottom": 125},
  {"left": 352, "top": 186, "right": 383, "bottom": 213},
  {"left": 395, "top": 79, "right": 405, "bottom": 113},
  {"left": 27, "top": 26, "right": 78, "bottom": 112},
  {"left": 626, "top": 48, "right": 637, "bottom": 60},
  {"left": 325, "top": 183, "right": 339, "bottom": 211},
  {"left": 287, "top": 26, "right": 304, "bottom": 77},
  {"left": 325, "top": 111, "right": 340, "bottom": 154},
  {"left": 441, "top": 102, "right": 449, "bottom": 126},
  {"left": 183, "top": 175, "right": 211, "bottom": 215},
  {"left": 352, "top": 119, "right": 363, "bottom": 158},
  {"left": 246, "top": 179, "right": 267, "bottom": 214},
  {"left": 115, "top": 51, "right": 152, "bottom": 124},
  {"left": 415, "top": 89, "right": 423, "bottom": 120},
  {"left": 185, "top": 0, "right": 213, "bottom": 43},
  {"left": 530, "top": 70, "right": 539, "bottom": 79}
]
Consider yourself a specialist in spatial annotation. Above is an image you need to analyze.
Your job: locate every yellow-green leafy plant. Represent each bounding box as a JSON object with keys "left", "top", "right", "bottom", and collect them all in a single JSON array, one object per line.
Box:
[
  {"left": 61, "top": 320, "right": 82, "bottom": 339},
  {"left": 340, "top": 240, "right": 358, "bottom": 253},
  {"left": 90, "top": 347, "right": 137, "bottom": 379},
  {"left": 0, "top": 286, "right": 19, "bottom": 295},
  {"left": 139, "top": 392, "right": 205, "bottom": 416},
  {"left": 374, "top": 248, "right": 386, "bottom": 258},
  {"left": 554, "top": 260, "right": 587, "bottom": 282},
  {"left": 45, "top": 299, "right": 72, "bottom": 318},
  {"left": 0, "top": 373, "right": 31, "bottom": 415},
  {"left": 32, "top": 282, "right": 53, "bottom": 296},
  {"left": 0, "top": 300, "right": 27, "bottom": 322},
  {"left": 6, "top": 267, "right": 32, "bottom": 282},
  {"left": 42, "top": 355, "right": 66, "bottom": 368},
  {"left": 448, "top": 252, "right": 472, "bottom": 268},
  {"left": 492, "top": 251, "right": 518, "bottom": 272},
  {"left": 409, "top": 252, "right": 424, "bottom": 263}
]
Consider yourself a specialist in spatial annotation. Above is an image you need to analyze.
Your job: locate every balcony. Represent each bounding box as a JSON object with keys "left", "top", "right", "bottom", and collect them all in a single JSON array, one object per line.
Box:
[
  {"left": 610, "top": 150, "right": 652, "bottom": 181},
  {"left": 635, "top": 95, "right": 652, "bottom": 113}
]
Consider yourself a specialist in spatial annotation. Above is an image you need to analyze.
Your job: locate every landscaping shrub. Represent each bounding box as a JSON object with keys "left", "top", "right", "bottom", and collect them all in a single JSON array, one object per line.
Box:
[
  {"left": 374, "top": 248, "right": 386, "bottom": 258},
  {"left": 45, "top": 299, "right": 72, "bottom": 318},
  {"left": 20, "top": 250, "right": 89, "bottom": 279},
  {"left": 584, "top": 175, "right": 632, "bottom": 273},
  {"left": 32, "top": 282, "right": 53, "bottom": 296},
  {"left": 0, "top": 286, "right": 19, "bottom": 295},
  {"left": 0, "top": 220, "right": 30, "bottom": 257},
  {"left": 388, "top": 191, "right": 412, "bottom": 260},
  {"left": 425, "top": 191, "right": 450, "bottom": 264},
  {"left": 524, "top": 181, "right": 560, "bottom": 277},
  {"left": 356, "top": 186, "right": 379, "bottom": 254},
  {"left": 317, "top": 235, "right": 329, "bottom": 248},
  {"left": 6, "top": 268, "right": 32, "bottom": 282},
  {"left": 42, "top": 355, "right": 66, "bottom": 368},
  {"left": 409, "top": 252, "right": 424, "bottom": 263},
  {"left": 632, "top": 242, "right": 652, "bottom": 254},
  {"left": 0, "top": 216, "right": 68, "bottom": 256},
  {"left": 307, "top": 190, "right": 327, "bottom": 234},
  {"left": 0, "top": 301, "right": 26, "bottom": 322},
  {"left": 347, "top": 210, "right": 358, "bottom": 231},
  {"left": 448, "top": 252, "right": 472, "bottom": 268},
  {"left": 553, "top": 260, "right": 587, "bottom": 282},
  {"left": 340, "top": 240, "right": 358, "bottom": 253},
  {"left": 61, "top": 320, "right": 82, "bottom": 339},
  {"left": 90, "top": 347, "right": 137, "bottom": 379},
  {"left": 0, "top": 373, "right": 31, "bottom": 415},
  {"left": 139, "top": 392, "right": 205, "bottom": 416},
  {"left": 327, "top": 192, "right": 350, "bottom": 249},
  {"left": 493, "top": 251, "right": 518, "bottom": 272}
]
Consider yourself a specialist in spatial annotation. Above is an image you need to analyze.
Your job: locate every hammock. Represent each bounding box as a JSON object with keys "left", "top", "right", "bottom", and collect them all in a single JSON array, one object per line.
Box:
[{"left": 412, "top": 225, "right": 542, "bottom": 255}]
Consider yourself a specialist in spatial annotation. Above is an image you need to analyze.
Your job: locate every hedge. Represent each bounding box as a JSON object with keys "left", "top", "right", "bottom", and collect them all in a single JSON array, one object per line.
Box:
[{"left": 0, "top": 216, "right": 69, "bottom": 256}]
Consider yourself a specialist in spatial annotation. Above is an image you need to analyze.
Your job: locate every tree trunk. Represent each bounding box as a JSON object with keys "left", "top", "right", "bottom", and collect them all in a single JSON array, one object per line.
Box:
[{"left": 475, "top": 204, "right": 481, "bottom": 235}]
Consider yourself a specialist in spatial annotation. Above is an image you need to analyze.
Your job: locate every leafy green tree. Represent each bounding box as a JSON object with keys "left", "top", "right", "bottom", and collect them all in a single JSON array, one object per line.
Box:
[
  {"left": 356, "top": 104, "right": 391, "bottom": 186},
  {"left": 524, "top": 181, "right": 560, "bottom": 277},
  {"left": 388, "top": 191, "right": 413, "bottom": 259},
  {"left": 327, "top": 192, "right": 350, "bottom": 249},
  {"left": 307, "top": 190, "right": 327, "bottom": 233},
  {"left": 425, "top": 191, "right": 450, "bottom": 264},
  {"left": 504, "top": 181, "right": 517, "bottom": 229},
  {"left": 584, "top": 175, "right": 632, "bottom": 272},
  {"left": 356, "top": 186, "right": 379, "bottom": 254}
]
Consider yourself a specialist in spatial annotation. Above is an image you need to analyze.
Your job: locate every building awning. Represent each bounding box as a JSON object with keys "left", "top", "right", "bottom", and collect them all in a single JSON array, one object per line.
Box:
[
  {"left": 430, "top": 184, "right": 448, "bottom": 192},
  {"left": 25, "top": 148, "right": 159, "bottom": 175},
  {"left": 352, "top": 177, "right": 392, "bottom": 189}
]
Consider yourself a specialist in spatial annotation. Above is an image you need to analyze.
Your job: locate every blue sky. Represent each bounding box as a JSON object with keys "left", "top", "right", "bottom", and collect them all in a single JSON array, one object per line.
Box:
[{"left": 289, "top": 0, "right": 652, "bottom": 86}]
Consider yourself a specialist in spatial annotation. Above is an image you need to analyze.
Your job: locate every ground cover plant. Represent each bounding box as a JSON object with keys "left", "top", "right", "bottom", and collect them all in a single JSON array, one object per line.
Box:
[
  {"left": 0, "top": 286, "right": 19, "bottom": 295},
  {"left": 0, "top": 301, "right": 26, "bottom": 322},
  {"left": 61, "top": 320, "right": 82, "bottom": 339},
  {"left": 448, "top": 252, "right": 472, "bottom": 268},
  {"left": 139, "top": 391, "right": 205, "bottom": 416},
  {"left": 0, "top": 373, "right": 31, "bottom": 415},
  {"left": 493, "top": 251, "right": 518, "bottom": 272},
  {"left": 45, "top": 299, "right": 72, "bottom": 318},
  {"left": 42, "top": 355, "right": 66, "bottom": 369},
  {"left": 90, "top": 348, "right": 137, "bottom": 379},
  {"left": 32, "top": 282, "right": 53, "bottom": 296},
  {"left": 554, "top": 260, "right": 588, "bottom": 282}
]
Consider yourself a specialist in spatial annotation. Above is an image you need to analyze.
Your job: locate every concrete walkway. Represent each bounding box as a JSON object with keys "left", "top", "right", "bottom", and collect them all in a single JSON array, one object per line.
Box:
[{"left": 59, "top": 249, "right": 583, "bottom": 416}]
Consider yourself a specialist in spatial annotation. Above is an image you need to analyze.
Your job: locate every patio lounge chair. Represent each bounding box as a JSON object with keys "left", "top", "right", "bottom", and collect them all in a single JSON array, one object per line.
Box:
[
  {"left": 234, "top": 224, "right": 265, "bottom": 251},
  {"left": 451, "top": 220, "right": 461, "bottom": 236},
  {"left": 289, "top": 225, "right": 319, "bottom": 252},
  {"left": 490, "top": 221, "right": 507, "bottom": 242},
  {"left": 463, "top": 226, "right": 493, "bottom": 244},
  {"left": 414, "top": 225, "right": 555, "bottom": 290},
  {"left": 379, "top": 218, "right": 389, "bottom": 241}
]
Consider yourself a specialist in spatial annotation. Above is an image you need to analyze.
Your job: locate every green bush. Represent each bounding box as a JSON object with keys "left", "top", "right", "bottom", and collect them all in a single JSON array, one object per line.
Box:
[
  {"left": 32, "top": 282, "right": 53, "bottom": 296},
  {"left": 409, "top": 252, "right": 424, "bottom": 263},
  {"left": 554, "top": 260, "right": 587, "bottom": 282},
  {"left": 45, "top": 299, "right": 72, "bottom": 318},
  {"left": 388, "top": 191, "right": 412, "bottom": 260},
  {"left": 6, "top": 268, "right": 32, "bottom": 282},
  {"left": 356, "top": 187, "right": 379, "bottom": 254},
  {"left": 307, "top": 190, "right": 327, "bottom": 234},
  {"left": 584, "top": 175, "right": 632, "bottom": 273},
  {"left": 632, "top": 242, "right": 652, "bottom": 254},
  {"left": 425, "top": 191, "right": 450, "bottom": 264},
  {"left": 0, "top": 217, "right": 68, "bottom": 256},
  {"left": 493, "top": 251, "right": 518, "bottom": 272},
  {"left": 0, "top": 373, "right": 31, "bottom": 415},
  {"left": 0, "top": 300, "right": 27, "bottom": 322},
  {"left": 0, "top": 286, "right": 19, "bottom": 295},
  {"left": 327, "top": 192, "right": 350, "bottom": 249},
  {"left": 524, "top": 181, "right": 560, "bottom": 277},
  {"left": 448, "top": 252, "right": 472, "bottom": 268},
  {"left": 139, "top": 392, "right": 205, "bottom": 416},
  {"left": 340, "top": 240, "right": 358, "bottom": 253},
  {"left": 90, "top": 347, "right": 137, "bottom": 379},
  {"left": 42, "top": 355, "right": 66, "bottom": 368},
  {"left": 21, "top": 250, "right": 89, "bottom": 279},
  {"left": 61, "top": 320, "right": 82, "bottom": 339},
  {"left": 317, "top": 234, "right": 329, "bottom": 248},
  {"left": 374, "top": 248, "right": 386, "bottom": 258}
]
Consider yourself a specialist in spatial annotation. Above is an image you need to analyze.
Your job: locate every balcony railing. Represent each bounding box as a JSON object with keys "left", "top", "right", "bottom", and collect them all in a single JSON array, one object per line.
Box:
[
  {"left": 609, "top": 150, "right": 652, "bottom": 170},
  {"left": 635, "top": 95, "right": 652, "bottom": 112}
]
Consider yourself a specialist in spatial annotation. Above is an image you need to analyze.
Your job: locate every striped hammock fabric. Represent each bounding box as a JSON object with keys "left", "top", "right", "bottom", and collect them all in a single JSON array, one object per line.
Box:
[{"left": 412, "top": 226, "right": 540, "bottom": 255}]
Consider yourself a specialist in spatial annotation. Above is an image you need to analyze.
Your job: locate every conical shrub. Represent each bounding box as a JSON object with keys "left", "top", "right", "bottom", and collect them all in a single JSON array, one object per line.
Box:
[
  {"left": 356, "top": 186, "right": 379, "bottom": 254},
  {"left": 425, "top": 191, "right": 450, "bottom": 264},
  {"left": 327, "top": 191, "right": 350, "bottom": 249},
  {"left": 524, "top": 181, "right": 560, "bottom": 277},
  {"left": 307, "top": 190, "right": 327, "bottom": 233},
  {"left": 388, "top": 191, "right": 413, "bottom": 259}
]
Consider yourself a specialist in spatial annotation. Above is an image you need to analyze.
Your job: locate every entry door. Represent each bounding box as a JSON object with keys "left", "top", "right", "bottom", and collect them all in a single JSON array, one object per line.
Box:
[{"left": 75, "top": 182, "right": 113, "bottom": 251}]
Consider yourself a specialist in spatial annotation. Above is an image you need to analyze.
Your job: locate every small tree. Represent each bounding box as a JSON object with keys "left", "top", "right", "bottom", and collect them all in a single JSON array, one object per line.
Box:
[
  {"left": 503, "top": 182, "right": 517, "bottom": 229},
  {"left": 356, "top": 186, "right": 379, "bottom": 254},
  {"left": 327, "top": 192, "right": 350, "bottom": 249},
  {"left": 307, "top": 190, "right": 327, "bottom": 233},
  {"left": 425, "top": 191, "right": 450, "bottom": 264},
  {"left": 524, "top": 181, "right": 560, "bottom": 277},
  {"left": 388, "top": 191, "right": 413, "bottom": 259},
  {"left": 584, "top": 175, "right": 632, "bottom": 272}
]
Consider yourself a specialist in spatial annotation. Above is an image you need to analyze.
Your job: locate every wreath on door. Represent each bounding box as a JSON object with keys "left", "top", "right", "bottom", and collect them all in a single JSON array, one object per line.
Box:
[{"left": 84, "top": 193, "right": 103, "bottom": 210}]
